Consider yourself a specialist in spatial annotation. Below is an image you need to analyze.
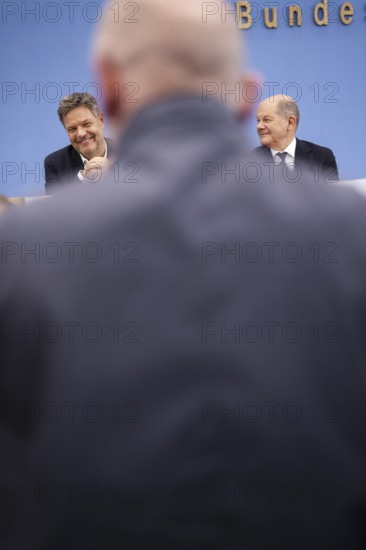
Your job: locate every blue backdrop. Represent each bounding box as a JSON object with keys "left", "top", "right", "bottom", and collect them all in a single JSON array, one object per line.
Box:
[{"left": 0, "top": 0, "right": 365, "bottom": 196}]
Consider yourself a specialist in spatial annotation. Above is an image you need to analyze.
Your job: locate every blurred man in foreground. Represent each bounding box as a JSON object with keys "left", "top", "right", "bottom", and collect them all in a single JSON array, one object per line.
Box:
[
  {"left": 255, "top": 94, "right": 339, "bottom": 181},
  {"left": 1, "top": 1, "right": 366, "bottom": 549}
]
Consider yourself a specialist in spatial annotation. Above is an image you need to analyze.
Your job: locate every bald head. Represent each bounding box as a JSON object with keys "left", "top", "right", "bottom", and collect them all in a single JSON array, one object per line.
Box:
[
  {"left": 94, "top": 0, "right": 243, "bottom": 128},
  {"left": 256, "top": 95, "right": 299, "bottom": 151}
]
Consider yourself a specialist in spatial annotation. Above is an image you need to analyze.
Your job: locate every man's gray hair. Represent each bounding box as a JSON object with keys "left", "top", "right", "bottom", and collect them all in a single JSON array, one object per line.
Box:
[
  {"left": 57, "top": 93, "right": 100, "bottom": 125},
  {"left": 277, "top": 97, "right": 300, "bottom": 127}
]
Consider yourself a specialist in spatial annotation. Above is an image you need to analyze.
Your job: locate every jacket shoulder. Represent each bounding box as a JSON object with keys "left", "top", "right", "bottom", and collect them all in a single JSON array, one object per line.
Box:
[
  {"left": 296, "top": 139, "right": 334, "bottom": 157},
  {"left": 44, "top": 145, "right": 76, "bottom": 164}
]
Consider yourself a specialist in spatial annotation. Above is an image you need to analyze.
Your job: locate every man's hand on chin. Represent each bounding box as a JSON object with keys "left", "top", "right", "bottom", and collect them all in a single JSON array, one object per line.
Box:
[{"left": 82, "top": 156, "right": 110, "bottom": 182}]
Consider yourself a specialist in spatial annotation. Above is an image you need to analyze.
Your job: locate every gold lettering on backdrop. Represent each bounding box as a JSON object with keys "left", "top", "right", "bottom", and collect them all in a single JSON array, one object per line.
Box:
[
  {"left": 314, "top": 0, "right": 328, "bottom": 25},
  {"left": 263, "top": 7, "right": 278, "bottom": 28},
  {"left": 234, "top": 1, "right": 356, "bottom": 29},
  {"left": 288, "top": 5, "right": 302, "bottom": 26},
  {"left": 340, "top": 2, "right": 354, "bottom": 24},
  {"left": 237, "top": 1, "right": 252, "bottom": 29}
]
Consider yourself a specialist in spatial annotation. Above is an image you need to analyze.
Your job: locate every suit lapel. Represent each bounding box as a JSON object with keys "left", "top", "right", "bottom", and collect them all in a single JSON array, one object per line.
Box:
[
  {"left": 70, "top": 146, "right": 84, "bottom": 170},
  {"left": 295, "top": 139, "right": 314, "bottom": 167}
]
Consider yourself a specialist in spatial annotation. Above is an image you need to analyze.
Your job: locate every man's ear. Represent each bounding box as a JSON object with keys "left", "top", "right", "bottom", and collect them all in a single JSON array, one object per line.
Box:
[
  {"left": 287, "top": 115, "right": 297, "bottom": 131},
  {"left": 236, "top": 72, "right": 263, "bottom": 122},
  {"left": 96, "top": 57, "right": 123, "bottom": 123}
]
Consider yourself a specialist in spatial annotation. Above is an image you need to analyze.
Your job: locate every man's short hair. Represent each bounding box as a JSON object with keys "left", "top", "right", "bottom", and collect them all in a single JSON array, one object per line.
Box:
[
  {"left": 277, "top": 97, "right": 300, "bottom": 128},
  {"left": 57, "top": 93, "right": 100, "bottom": 125}
]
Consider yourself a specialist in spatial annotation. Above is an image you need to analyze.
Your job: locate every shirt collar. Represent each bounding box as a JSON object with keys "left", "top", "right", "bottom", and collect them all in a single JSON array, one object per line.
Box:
[
  {"left": 79, "top": 140, "right": 108, "bottom": 165},
  {"left": 270, "top": 137, "right": 297, "bottom": 160}
]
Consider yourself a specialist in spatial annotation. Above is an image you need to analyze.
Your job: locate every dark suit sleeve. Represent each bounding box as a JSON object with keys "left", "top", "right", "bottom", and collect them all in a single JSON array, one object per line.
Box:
[
  {"left": 297, "top": 140, "right": 339, "bottom": 183},
  {"left": 323, "top": 148, "right": 339, "bottom": 181},
  {"left": 44, "top": 154, "right": 60, "bottom": 194}
]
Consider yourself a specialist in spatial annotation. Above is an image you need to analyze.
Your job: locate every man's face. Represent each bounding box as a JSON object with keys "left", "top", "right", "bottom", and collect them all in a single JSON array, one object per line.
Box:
[
  {"left": 63, "top": 106, "right": 105, "bottom": 160},
  {"left": 256, "top": 100, "right": 293, "bottom": 151}
]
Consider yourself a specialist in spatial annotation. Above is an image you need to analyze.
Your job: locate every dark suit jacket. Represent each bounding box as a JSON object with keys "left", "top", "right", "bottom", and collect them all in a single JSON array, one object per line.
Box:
[
  {"left": 1, "top": 96, "right": 366, "bottom": 549},
  {"left": 44, "top": 137, "right": 114, "bottom": 193},
  {"left": 254, "top": 138, "right": 339, "bottom": 182}
]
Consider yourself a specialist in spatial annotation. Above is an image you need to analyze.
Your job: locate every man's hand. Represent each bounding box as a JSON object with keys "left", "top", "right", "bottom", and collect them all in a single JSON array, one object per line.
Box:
[{"left": 81, "top": 156, "right": 110, "bottom": 182}]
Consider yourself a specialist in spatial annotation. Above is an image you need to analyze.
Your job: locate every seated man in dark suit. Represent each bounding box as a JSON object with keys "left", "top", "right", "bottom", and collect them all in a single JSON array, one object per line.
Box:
[
  {"left": 44, "top": 92, "right": 114, "bottom": 193},
  {"left": 255, "top": 94, "right": 339, "bottom": 182}
]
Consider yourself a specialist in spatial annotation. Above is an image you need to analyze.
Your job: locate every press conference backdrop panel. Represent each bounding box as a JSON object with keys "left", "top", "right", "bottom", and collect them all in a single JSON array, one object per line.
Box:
[{"left": 0, "top": 0, "right": 364, "bottom": 196}]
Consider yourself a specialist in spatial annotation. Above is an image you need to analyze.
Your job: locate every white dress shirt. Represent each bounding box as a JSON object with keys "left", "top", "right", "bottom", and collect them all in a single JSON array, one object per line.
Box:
[
  {"left": 270, "top": 137, "right": 296, "bottom": 170},
  {"left": 77, "top": 140, "right": 108, "bottom": 182}
]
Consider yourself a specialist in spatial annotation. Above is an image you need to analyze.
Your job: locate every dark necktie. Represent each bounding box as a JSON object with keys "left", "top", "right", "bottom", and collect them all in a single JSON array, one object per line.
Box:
[{"left": 276, "top": 152, "right": 287, "bottom": 166}]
